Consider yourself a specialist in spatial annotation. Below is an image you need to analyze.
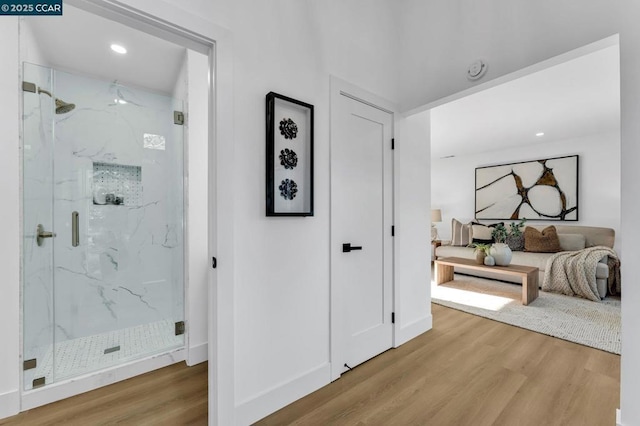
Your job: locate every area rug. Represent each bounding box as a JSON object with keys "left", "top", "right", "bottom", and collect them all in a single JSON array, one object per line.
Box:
[{"left": 431, "top": 273, "right": 621, "bottom": 354}]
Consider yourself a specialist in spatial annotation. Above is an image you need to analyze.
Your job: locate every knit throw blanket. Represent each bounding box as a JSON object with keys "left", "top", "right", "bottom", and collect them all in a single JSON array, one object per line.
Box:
[{"left": 543, "top": 246, "right": 620, "bottom": 302}]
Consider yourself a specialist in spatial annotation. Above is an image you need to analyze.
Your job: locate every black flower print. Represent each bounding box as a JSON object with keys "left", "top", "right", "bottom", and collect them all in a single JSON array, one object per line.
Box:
[
  {"left": 279, "top": 148, "right": 298, "bottom": 170},
  {"left": 279, "top": 118, "right": 298, "bottom": 139},
  {"left": 279, "top": 179, "right": 298, "bottom": 200}
]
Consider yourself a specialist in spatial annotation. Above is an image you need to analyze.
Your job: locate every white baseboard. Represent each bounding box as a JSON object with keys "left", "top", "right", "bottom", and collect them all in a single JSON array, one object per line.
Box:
[
  {"left": 21, "top": 348, "right": 186, "bottom": 411},
  {"left": 617, "top": 408, "right": 622, "bottom": 426},
  {"left": 187, "top": 342, "right": 208, "bottom": 366},
  {"left": 0, "top": 389, "right": 20, "bottom": 420},
  {"left": 236, "top": 363, "right": 331, "bottom": 425},
  {"left": 395, "top": 314, "right": 433, "bottom": 347}
]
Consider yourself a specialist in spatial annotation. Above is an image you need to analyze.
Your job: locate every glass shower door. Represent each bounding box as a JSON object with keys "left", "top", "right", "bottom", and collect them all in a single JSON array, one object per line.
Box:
[
  {"left": 22, "top": 63, "right": 55, "bottom": 390},
  {"left": 23, "top": 63, "right": 185, "bottom": 389}
]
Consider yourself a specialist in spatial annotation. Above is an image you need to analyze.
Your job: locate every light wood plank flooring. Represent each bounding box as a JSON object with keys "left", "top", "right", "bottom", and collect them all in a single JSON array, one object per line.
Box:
[
  {"left": 258, "top": 304, "right": 620, "bottom": 426},
  {"left": 0, "top": 304, "right": 620, "bottom": 425},
  {"left": 0, "top": 362, "right": 208, "bottom": 426}
]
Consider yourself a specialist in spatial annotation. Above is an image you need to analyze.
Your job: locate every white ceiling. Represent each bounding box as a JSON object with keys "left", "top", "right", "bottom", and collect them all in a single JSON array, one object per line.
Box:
[
  {"left": 24, "top": 8, "right": 619, "bottom": 148},
  {"left": 25, "top": 5, "right": 186, "bottom": 95},
  {"left": 430, "top": 45, "right": 620, "bottom": 159}
]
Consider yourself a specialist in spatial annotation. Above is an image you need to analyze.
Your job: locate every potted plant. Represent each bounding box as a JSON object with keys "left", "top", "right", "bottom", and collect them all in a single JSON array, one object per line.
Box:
[
  {"left": 469, "top": 242, "right": 492, "bottom": 265},
  {"left": 491, "top": 223, "right": 508, "bottom": 244},
  {"left": 490, "top": 224, "right": 512, "bottom": 266}
]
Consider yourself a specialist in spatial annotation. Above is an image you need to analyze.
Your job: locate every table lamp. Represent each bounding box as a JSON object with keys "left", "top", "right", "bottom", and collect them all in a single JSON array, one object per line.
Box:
[{"left": 431, "top": 209, "right": 442, "bottom": 241}]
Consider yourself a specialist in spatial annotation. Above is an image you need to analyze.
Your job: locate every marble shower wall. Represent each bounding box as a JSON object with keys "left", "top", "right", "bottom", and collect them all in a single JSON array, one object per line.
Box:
[{"left": 23, "top": 63, "right": 185, "bottom": 373}]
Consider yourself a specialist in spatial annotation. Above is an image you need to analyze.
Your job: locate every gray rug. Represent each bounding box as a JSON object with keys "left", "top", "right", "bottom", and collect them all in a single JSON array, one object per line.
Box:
[{"left": 431, "top": 274, "right": 621, "bottom": 354}]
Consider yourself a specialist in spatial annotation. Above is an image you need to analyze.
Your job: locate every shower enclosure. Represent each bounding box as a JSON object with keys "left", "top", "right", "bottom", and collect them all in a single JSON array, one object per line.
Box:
[{"left": 22, "top": 63, "right": 185, "bottom": 390}]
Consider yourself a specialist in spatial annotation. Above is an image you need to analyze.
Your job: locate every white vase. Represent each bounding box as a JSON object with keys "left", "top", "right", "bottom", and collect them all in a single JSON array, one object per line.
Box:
[
  {"left": 490, "top": 243, "right": 512, "bottom": 266},
  {"left": 484, "top": 255, "right": 495, "bottom": 266}
]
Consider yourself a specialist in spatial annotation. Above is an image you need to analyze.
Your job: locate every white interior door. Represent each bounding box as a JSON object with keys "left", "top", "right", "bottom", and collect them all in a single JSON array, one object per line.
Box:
[{"left": 332, "top": 89, "right": 394, "bottom": 373}]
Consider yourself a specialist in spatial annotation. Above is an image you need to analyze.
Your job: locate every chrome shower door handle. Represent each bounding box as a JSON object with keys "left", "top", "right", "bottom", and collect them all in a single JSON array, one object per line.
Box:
[
  {"left": 36, "top": 224, "right": 56, "bottom": 247},
  {"left": 72, "top": 211, "right": 79, "bottom": 247}
]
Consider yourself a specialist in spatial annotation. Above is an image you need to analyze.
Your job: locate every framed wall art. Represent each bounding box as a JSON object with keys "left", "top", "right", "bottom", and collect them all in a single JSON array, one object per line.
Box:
[
  {"left": 475, "top": 154, "right": 578, "bottom": 221},
  {"left": 266, "top": 92, "right": 314, "bottom": 216}
]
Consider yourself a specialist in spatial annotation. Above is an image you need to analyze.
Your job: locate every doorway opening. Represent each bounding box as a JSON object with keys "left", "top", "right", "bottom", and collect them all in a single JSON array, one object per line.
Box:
[
  {"left": 422, "top": 36, "right": 621, "bottom": 335},
  {"left": 18, "top": 1, "right": 219, "bottom": 412}
]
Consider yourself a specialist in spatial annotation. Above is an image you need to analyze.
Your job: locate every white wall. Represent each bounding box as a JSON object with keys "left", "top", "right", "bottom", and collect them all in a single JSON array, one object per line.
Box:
[
  {"left": 20, "top": 19, "right": 48, "bottom": 65},
  {"left": 394, "top": 113, "right": 432, "bottom": 345},
  {"left": 0, "top": 18, "right": 21, "bottom": 420},
  {"left": 618, "top": 4, "right": 640, "bottom": 424},
  {"left": 173, "top": 48, "right": 209, "bottom": 366},
  {"left": 185, "top": 49, "right": 210, "bottom": 365},
  {"left": 214, "top": 2, "right": 401, "bottom": 423},
  {"left": 398, "top": 1, "right": 639, "bottom": 424},
  {"left": 432, "top": 132, "right": 621, "bottom": 252}
]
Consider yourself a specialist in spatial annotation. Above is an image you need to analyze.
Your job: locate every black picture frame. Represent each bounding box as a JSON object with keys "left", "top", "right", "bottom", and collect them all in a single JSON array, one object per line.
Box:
[
  {"left": 475, "top": 154, "right": 579, "bottom": 221},
  {"left": 266, "top": 92, "right": 314, "bottom": 216}
]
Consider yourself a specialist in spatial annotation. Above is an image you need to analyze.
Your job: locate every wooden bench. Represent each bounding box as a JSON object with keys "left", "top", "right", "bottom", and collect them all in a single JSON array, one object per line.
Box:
[{"left": 434, "top": 256, "right": 539, "bottom": 305}]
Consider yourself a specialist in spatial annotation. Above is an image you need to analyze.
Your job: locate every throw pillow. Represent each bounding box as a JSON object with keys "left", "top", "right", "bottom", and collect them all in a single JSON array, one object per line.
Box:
[
  {"left": 558, "top": 234, "right": 586, "bottom": 251},
  {"left": 506, "top": 234, "right": 525, "bottom": 251},
  {"left": 524, "top": 226, "right": 562, "bottom": 253},
  {"left": 451, "top": 218, "right": 472, "bottom": 246},
  {"left": 471, "top": 224, "right": 493, "bottom": 244},
  {"left": 471, "top": 222, "right": 504, "bottom": 244}
]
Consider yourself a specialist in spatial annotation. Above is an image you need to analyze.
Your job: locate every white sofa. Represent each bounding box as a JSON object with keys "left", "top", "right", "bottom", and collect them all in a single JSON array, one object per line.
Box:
[{"left": 435, "top": 224, "right": 615, "bottom": 298}]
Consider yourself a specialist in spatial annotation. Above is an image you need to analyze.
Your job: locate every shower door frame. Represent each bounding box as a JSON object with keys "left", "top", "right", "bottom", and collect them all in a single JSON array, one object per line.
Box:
[{"left": 16, "top": 1, "right": 236, "bottom": 425}]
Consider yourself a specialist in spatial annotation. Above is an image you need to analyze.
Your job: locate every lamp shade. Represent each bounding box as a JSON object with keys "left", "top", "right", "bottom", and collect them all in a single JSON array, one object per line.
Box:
[{"left": 431, "top": 209, "right": 442, "bottom": 223}]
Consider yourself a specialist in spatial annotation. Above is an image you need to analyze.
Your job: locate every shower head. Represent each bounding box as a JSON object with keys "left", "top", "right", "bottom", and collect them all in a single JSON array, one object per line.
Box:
[
  {"left": 36, "top": 88, "right": 76, "bottom": 114},
  {"left": 54, "top": 98, "right": 76, "bottom": 114}
]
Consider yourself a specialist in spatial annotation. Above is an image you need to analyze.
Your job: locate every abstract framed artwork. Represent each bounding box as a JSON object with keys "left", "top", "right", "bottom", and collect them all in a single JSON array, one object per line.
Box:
[
  {"left": 475, "top": 155, "right": 578, "bottom": 221},
  {"left": 266, "top": 92, "right": 314, "bottom": 216}
]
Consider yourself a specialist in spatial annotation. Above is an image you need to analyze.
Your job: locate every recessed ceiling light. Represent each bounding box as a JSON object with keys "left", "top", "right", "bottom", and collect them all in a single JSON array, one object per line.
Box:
[
  {"left": 536, "top": 132, "right": 545, "bottom": 137},
  {"left": 110, "top": 44, "right": 127, "bottom": 54},
  {"left": 114, "top": 99, "right": 127, "bottom": 105}
]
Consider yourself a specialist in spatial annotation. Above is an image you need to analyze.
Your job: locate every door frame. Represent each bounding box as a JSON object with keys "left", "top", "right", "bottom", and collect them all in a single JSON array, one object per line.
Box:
[
  {"left": 329, "top": 76, "right": 398, "bottom": 380},
  {"left": 17, "top": 1, "right": 236, "bottom": 424}
]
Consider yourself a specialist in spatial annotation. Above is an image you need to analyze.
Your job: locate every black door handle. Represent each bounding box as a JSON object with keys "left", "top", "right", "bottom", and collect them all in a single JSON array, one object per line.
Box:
[{"left": 342, "top": 243, "right": 363, "bottom": 253}]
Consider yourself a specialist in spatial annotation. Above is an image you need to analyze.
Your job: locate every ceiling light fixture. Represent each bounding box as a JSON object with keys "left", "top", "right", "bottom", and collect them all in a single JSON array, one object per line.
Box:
[
  {"left": 114, "top": 99, "right": 127, "bottom": 105},
  {"left": 110, "top": 44, "right": 127, "bottom": 54},
  {"left": 536, "top": 132, "right": 545, "bottom": 137}
]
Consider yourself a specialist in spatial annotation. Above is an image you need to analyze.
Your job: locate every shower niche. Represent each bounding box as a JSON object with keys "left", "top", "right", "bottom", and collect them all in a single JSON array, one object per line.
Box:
[
  {"left": 22, "top": 62, "right": 185, "bottom": 390},
  {"left": 92, "top": 162, "right": 142, "bottom": 206}
]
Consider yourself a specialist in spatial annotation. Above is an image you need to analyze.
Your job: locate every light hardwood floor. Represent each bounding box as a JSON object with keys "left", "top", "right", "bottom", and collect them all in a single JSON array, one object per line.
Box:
[
  {"left": 1, "top": 304, "right": 620, "bottom": 425},
  {"left": 257, "top": 303, "right": 620, "bottom": 426},
  {"left": 0, "top": 362, "right": 208, "bottom": 426}
]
